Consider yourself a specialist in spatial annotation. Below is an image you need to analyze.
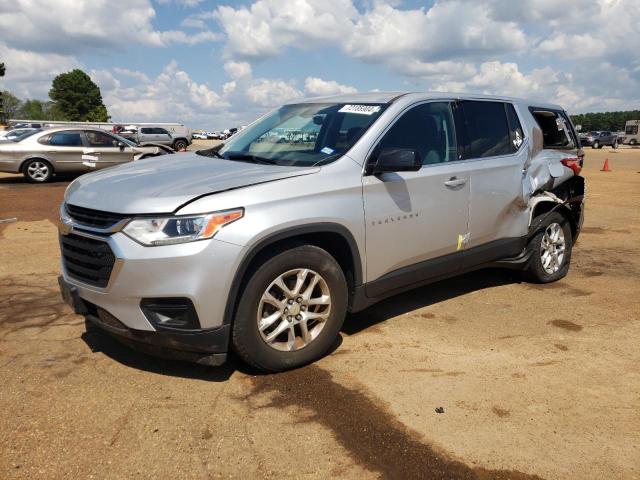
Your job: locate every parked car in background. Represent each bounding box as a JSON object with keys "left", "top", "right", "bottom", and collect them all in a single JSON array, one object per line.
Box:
[
  {"left": 8, "top": 122, "right": 43, "bottom": 130},
  {"left": 620, "top": 120, "right": 639, "bottom": 145},
  {"left": 0, "top": 128, "right": 40, "bottom": 141},
  {"left": 119, "top": 126, "right": 191, "bottom": 151},
  {"left": 58, "top": 92, "right": 585, "bottom": 371},
  {"left": 579, "top": 130, "right": 618, "bottom": 149},
  {"left": 192, "top": 131, "right": 208, "bottom": 140},
  {"left": 0, "top": 127, "right": 174, "bottom": 182}
]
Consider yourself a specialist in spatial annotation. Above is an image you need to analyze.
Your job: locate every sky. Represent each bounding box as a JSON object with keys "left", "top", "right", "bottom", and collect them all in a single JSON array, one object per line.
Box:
[{"left": 1, "top": 0, "right": 639, "bottom": 129}]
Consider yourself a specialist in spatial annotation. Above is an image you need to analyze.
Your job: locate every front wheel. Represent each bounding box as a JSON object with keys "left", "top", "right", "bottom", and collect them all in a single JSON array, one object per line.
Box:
[
  {"left": 231, "top": 245, "right": 348, "bottom": 372},
  {"left": 612, "top": 141, "right": 618, "bottom": 149},
  {"left": 523, "top": 211, "right": 573, "bottom": 283}
]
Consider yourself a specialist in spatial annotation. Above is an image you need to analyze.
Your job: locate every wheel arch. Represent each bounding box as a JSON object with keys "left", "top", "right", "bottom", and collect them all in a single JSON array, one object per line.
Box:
[
  {"left": 222, "top": 223, "right": 363, "bottom": 326},
  {"left": 529, "top": 198, "right": 577, "bottom": 238},
  {"left": 19, "top": 156, "right": 55, "bottom": 174},
  {"left": 172, "top": 137, "right": 189, "bottom": 148}
]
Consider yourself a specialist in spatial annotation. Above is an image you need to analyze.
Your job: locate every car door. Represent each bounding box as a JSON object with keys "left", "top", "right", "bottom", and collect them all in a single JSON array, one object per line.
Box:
[
  {"left": 83, "top": 130, "right": 134, "bottom": 170},
  {"left": 153, "top": 127, "right": 173, "bottom": 145},
  {"left": 362, "top": 101, "right": 470, "bottom": 297},
  {"left": 455, "top": 100, "right": 529, "bottom": 268},
  {"left": 38, "top": 130, "right": 86, "bottom": 173}
]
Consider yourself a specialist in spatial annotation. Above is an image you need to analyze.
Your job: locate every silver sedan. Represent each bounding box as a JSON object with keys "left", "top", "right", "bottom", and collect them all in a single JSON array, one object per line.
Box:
[{"left": 0, "top": 127, "right": 174, "bottom": 182}]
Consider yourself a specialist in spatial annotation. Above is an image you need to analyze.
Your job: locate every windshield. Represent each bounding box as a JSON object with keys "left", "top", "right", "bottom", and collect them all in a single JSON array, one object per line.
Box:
[
  {"left": 215, "top": 103, "right": 387, "bottom": 167},
  {"left": 114, "top": 134, "right": 137, "bottom": 146}
]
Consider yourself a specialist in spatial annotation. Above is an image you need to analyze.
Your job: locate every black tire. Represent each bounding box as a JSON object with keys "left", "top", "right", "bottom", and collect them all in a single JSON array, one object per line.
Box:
[
  {"left": 592, "top": 141, "right": 599, "bottom": 149},
  {"left": 630, "top": 139, "right": 637, "bottom": 146},
  {"left": 612, "top": 141, "right": 618, "bottom": 149},
  {"left": 231, "top": 245, "right": 348, "bottom": 372},
  {"left": 522, "top": 211, "right": 573, "bottom": 284},
  {"left": 22, "top": 158, "right": 53, "bottom": 183},
  {"left": 173, "top": 139, "right": 188, "bottom": 151}
]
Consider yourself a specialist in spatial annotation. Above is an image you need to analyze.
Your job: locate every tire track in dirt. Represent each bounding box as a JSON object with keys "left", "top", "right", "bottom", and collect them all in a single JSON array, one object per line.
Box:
[{"left": 250, "top": 365, "right": 543, "bottom": 480}]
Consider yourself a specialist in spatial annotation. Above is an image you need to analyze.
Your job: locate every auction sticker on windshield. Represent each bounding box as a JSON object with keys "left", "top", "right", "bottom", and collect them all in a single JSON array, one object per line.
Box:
[{"left": 338, "top": 105, "right": 381, "bottom": 115}]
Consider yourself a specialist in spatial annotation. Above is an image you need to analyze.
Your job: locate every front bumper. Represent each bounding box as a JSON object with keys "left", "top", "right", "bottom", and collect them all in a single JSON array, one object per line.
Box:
[
  {"left": 59, "top": 276, "right": 230, "bottom": 365},
  {"left": 58, "top": 225, "right": 246, "bottom": 365}
]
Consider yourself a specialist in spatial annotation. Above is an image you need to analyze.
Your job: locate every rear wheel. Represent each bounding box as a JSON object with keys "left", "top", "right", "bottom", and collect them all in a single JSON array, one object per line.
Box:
[
  {"left": 592, "top": 140, "right": 600, "bottom": 149},
  {"left": 630, "top": 139, "right": 637, "bottom": 146},
  {"left": 232, "top": 245, "right": 348, "bottom": 372},
  {"left": 23, "top": 159, "right": 53, "bottom": 183},
  {"left": 173, "top": 139, "right": 188, "bottom": 151},
  {"left": 612, "top": 140, "right": 618, "bottom": 149},
  {"left": 523, "top": 211, "right": 573, "bottom": 283}
]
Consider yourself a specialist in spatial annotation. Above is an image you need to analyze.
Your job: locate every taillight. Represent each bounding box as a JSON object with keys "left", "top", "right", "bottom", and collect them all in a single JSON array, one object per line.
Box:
[{"left": 561, "top": 157, "right": 582, "bottom": 175}]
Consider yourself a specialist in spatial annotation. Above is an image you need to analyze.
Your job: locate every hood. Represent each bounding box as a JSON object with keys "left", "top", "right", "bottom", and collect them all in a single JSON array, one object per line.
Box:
[{"left": 65, "top": 152, "right": 320, "bottom": 214}]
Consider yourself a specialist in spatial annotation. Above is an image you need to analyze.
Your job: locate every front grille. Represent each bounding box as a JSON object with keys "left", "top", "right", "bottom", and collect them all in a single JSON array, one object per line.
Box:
[
  {"left": 65, "top": 204, "right": 128, "bottom": 230},
  {"left": 60, "top": 234, "right": 116, "bottom": 288}
]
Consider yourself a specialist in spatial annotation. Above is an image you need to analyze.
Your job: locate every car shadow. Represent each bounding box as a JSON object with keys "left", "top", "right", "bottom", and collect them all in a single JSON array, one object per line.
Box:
[
  {"left": 81, "top": 322, "right": 345, "bottom": 381},
  {"left": 342, "top": 268, "right": 521, "bottom": 335},
  {"left": 0, "top": 173, "right": 81, "bottom": 185},
  {"left": 80, "top": 329, "right": 238, "bottom": 382},
  {"left": 79, "top": 269, "right": 518, "bottom": 379}
]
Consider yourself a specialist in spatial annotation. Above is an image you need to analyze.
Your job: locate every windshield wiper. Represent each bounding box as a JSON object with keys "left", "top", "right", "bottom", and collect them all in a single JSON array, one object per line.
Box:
[{"left": 224, "top": 153, "right": 278, "bottom": 165}]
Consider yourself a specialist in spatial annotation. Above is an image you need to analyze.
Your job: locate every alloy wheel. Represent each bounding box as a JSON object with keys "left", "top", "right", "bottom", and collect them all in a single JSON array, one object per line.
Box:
[
  {"left": 257, "top": 268, "right": 331, "bottom": 352},
  {"left": 27, "top": 161, "right": 49, "bottom": 181},
  {"left": 540, "top": 222, "right": 566, "bottom": 274}
]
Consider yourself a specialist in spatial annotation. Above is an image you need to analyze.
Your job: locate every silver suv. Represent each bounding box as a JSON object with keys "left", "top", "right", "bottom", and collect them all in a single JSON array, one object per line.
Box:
[{"left": 58, "top": 92, "right": 585, "bottom": 372}]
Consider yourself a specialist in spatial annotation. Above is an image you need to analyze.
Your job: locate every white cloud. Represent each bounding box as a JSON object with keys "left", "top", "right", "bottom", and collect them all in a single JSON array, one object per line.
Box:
[
  {"left": 245, "top": 79, "right": 303, "bottom": 107},
  {"left": 95, "top": 61, "right": 228, "bottom": 123},
  {"left": 304, "top": 77, "right": 357, "bottom": 96},
  {"left": 214, "top": 0, "right": 358, "bottom": 58},
  {"left": 0, "top": 42, "right": 80, "bottom": 97},
  {"left": 344, "top": 1, "right": 527, "bottom": 63},
  {"left": 0, "top": 0, "right": 218, "bottom": 53},
  {"left": 223, "top": 61, "right": 252, "bottom": 80},
  {"left": 156, "top": 0, "right": 204, "bottom": 7}
]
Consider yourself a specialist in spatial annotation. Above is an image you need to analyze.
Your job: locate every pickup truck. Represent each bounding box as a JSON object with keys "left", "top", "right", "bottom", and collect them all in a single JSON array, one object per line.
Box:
[
  {"left": 579, "top": 130, "right": 618, "bottom": 149},
  {"left": 120, "top": 126, "right": 192, "bottom": 151}
]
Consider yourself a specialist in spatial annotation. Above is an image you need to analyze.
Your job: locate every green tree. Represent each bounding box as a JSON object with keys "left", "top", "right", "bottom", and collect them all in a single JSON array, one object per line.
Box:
[
  {"left": 0, "top": 62, "right": 5, "bottom": 123},
  {"left": 84, "top": 104, "right": 110, "bottom": 122},
  {"left": 49, "top": 69, "right": 109, "bottom": 121},
  {"left": 19, "top": 99, "right": 47, "bottom": 120},
  {"left": 570, "top": 110, "right": 640, "bottom": 132},
  {"left": 1, "top": 90, "right": 22, "bottom": 119}
]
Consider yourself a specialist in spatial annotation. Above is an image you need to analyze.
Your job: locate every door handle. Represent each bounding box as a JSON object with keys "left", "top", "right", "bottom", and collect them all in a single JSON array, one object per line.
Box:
[{"left": 444, "top": 177, "right": 466, "bottom": 188}]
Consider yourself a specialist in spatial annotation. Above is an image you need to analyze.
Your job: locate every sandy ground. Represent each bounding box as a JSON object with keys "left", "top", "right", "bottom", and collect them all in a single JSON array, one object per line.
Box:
[{"left": 0, "top": 146, "right": 639, "bottom": 479}]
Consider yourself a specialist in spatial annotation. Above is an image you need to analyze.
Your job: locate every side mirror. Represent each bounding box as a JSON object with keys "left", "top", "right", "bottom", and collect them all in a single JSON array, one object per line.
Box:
[
  {"left": 117, "top": 141, "right": 125, "bottom": 151},
  {"left": 371, "top": 148, "right": 421, "bottom": 174}
]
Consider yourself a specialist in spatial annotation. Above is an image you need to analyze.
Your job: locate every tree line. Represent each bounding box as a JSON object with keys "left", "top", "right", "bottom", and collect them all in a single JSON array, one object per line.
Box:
[
  {"left": 1, "top": 66, "right": 110, "bottom": 123},
  {"left": 570, "top": 110, "right": 640, "bottom": 132}
]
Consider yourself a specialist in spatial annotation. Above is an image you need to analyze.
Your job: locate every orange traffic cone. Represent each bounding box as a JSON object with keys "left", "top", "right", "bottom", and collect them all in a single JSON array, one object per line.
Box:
[{"left": 601, "top": 158, "right": 611, "bottom": 172}]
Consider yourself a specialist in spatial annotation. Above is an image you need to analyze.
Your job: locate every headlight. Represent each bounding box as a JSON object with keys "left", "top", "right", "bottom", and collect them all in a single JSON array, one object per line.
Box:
[{"left": 122, "top": 208, "right": 243, "bottom": 246}]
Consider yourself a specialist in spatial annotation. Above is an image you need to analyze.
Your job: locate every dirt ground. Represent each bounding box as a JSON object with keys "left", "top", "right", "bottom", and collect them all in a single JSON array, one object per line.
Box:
[{"left": 0, "top": 146, "right": 638, "bottom": 480}]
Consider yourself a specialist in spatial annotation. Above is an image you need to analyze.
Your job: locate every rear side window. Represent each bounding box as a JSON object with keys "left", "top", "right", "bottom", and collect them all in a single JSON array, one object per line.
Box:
[
  {"left": 140, "top": 128, "right": 152, "bottom": 134},
  {"left": 154, "top": 128, "right": 169, "bottom": 135},
  {"left": 505, "top": 104, "right": 525, "bottom": 151},
  {"left": 46, "top": 132, "right": 83, "bottom": 147},
  {"left": 530, "top": 108, "right": 576, "bottom": 149},
  {"left": 459, "top": 101, "right": 511, "bottom": 158}
]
